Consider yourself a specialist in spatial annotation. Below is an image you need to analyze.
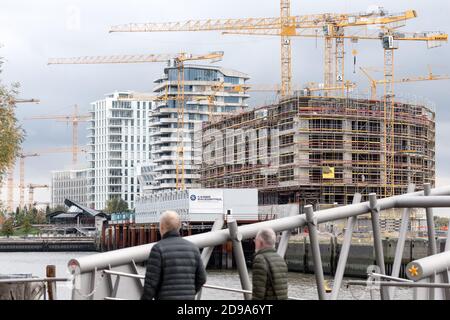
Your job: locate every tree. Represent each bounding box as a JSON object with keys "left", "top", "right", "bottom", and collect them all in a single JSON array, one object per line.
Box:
[
  {"left": 13, "top": 207, "right": 26, "bottom": 226},
  {"left": 434, "top": 216, "right": 449, "bottom": 228},
  {"left": 35, "top": 211, "right": 47, "bottom": 225},
  {"left": 52, "top": 205, "right": 67, "bottom": 213},
  {"left": 105, "top": 198, "right": 129, "bottom": 214},
  {"left": 0, "top": 50, "right": 25, "bottom": 184},
  {"left": 22, "top": 216, "right": 32, "bottom": 234},
  {"left": 28, "top": 207, "right": 38, "bottom": 224},
  {"left": 1, "top": 218, "right": 14, "bottom": 237}
]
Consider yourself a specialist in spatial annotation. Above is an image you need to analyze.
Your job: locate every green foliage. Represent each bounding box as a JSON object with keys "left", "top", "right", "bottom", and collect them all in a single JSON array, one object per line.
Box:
[
  {"left": 105, "top": 197, "right": 129, "bottom": 214},
  {"left": 52, "top": 205, "right": 67, "bottom": 213},
  {"left": 14, "top": 208, "right": 26, "bottom": 226},
  {"left": 34, "top": 211, "right": 46, "bottom": 224},
  {"left": 22, "top": 216, "right": 32, "bottom": 234},
  {"left": 1, "top": 218, "right": 14, "bottom": 237},
  {"left": 0, "top": 50, "right": 25, "bottom": 185}
]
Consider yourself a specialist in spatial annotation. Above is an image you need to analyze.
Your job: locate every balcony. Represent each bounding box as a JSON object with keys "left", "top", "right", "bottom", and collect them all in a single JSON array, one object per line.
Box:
[
  {"left": 109, "top": 128, "right": 122, "bottom": 135},
  {"left": 109, "top": 160, "right": 123, "bottom": 168},
  {"left": 109, "top": 152, "right": 122, "bottom": 159}
]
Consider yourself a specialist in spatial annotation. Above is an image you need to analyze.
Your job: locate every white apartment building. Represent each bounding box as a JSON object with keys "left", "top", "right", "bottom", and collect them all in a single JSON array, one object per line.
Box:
[
  {"left": 51, "top": 168, "right": 89, "bottom": 208},
  {"left": 88, "top": 91, "right": 154, "bottom": 210},
  {"left": 138, "top": 64, "right": 249, "bottom": 192}
]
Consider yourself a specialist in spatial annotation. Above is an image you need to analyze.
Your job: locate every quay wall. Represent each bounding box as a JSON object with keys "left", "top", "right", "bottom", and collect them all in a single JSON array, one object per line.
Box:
[
  {"left": 0, "top": 237, "right": 97, "bottom": 252},
  {"left": 285, "top": 237, "right": 445, "bottom": 278}
]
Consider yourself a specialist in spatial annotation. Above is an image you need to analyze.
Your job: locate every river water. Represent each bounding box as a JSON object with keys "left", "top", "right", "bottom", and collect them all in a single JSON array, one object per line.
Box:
[{"left": 0, "top": 252, "right": 414, "bottom": 300}]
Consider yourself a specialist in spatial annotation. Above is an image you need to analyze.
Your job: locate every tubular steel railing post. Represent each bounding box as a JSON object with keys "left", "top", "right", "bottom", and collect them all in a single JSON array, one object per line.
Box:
[
  {"left": 369, "top": 193, "right": 389, "bottom": 300},
  {"left": 330, "top": 193, "right": 361, "bottom": 300},
  {"left": 277, "top": 206, "right": 298, "bottom": 258},
  {"left": 424, "top": 184, "right": 438, "bottom": 256},
  {"left": 443, "top": 215, "right": 450, "bottom": 300},
  {"left": 305, "top": 205, "right": 326, "bottom": 300},
  {"left": 424, "top": 183, "right": 437, "bottom": 300},
  {"left": 197, "top": 217, "right": 225, "bottom": 300},
  {"left": 390, "top": 183, "right": 415, "bottom": 298},
  {"left": 228, "top": 219, "right": 252, "bottom": 300}
]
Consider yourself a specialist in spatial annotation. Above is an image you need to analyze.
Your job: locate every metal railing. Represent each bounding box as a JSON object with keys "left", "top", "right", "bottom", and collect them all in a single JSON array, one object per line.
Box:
[
  {"left": 100, "top": 269, "right": 304, "bottom": 300},
  {"left": 0, "top": 277, "right": 70, "bottom": 300},
  {"left": 67, "top": 183, "right": 450, "bottom": 300}
]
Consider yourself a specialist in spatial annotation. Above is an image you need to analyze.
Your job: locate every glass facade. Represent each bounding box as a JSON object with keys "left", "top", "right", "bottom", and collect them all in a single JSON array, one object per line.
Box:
[
  {"left": 168, "top": 68, "right": 220, "bottom": 82},
  {"left": 224, "top": 76, "right": 240, "bottom": 84}
]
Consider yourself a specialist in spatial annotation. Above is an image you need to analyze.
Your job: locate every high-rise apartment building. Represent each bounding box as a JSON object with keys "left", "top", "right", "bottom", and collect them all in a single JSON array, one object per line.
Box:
[
  {"left": 51, "top": 168, "right": 89, "bottom": 208},
  {"left": 138, "top": 64, "right": 249, "bottom": 192},
  {"left": 88, "top": 91, "right": 154, "bottom": 210}
]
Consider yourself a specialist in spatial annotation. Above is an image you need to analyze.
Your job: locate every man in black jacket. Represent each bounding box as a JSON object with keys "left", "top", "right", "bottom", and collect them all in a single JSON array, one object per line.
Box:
[{"left": 141, "top": 210, "right": 206, "bottom": 300}]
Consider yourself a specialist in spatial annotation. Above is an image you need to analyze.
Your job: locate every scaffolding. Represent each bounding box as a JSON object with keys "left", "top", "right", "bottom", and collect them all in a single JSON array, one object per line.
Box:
[{"left": 200, "top": 95, "right": 435, "bottom": 207}]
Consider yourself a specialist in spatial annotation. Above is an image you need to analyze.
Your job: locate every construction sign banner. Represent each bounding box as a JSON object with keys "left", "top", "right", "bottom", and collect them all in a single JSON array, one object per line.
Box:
[{"left": 322, "top": 166, "right": 335, "bottom": 179}]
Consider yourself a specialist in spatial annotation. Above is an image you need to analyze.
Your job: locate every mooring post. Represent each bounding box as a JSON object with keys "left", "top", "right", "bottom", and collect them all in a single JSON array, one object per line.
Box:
[
  {"left": 46, "top": 265, "right": 57, "bottom": 300},
  {"left": 197, "top": 217, "right": 225, "bottom": 300},
  {"left": 228, "top": 219, "right": 252, "bottom": 300},
  {"left": 123, "top": 225, "right": 128, "bottom": 248},
  {"left": 108, "top": 227, "right": 113, "bottom": 251},
  {"left": 369, "top": 193, "right": 389, "bottom": 300},
  {"left": 330, "top": 193, "right": 361, "bottom": 300},
  {"left": 304, "top": 205, "right": 326, "bottom": 300}
]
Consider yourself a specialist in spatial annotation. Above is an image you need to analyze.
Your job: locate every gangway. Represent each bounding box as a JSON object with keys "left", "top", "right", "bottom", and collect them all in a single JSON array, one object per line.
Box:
[{"left": 67, "top": 183, "right": 450, "bottom": 300}]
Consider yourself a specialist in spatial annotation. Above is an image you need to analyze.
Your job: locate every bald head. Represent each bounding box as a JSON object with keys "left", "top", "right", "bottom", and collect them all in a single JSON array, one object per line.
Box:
[{"left": 159, "top": 210, "right": 181, "bottom": 236}]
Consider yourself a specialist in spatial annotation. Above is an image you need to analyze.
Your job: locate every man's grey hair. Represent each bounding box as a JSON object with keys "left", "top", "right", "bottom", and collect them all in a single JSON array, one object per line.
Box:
[
  {"left": 160, "top": 210, "right": 181, "bottom": 232},
  {"left": 256, "top": 228, "right": 276, "bottom": 247}
]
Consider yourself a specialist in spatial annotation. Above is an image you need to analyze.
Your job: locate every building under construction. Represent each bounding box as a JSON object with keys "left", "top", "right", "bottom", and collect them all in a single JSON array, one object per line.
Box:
[{"left": 201, "top": 95, "right": 435, "bottom": 207}]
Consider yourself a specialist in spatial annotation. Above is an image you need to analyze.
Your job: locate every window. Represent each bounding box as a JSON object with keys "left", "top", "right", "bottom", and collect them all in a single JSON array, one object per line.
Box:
[
  {"left": 280, "top": 153, "right": 294, "bottom": 165},
  {"left": 224, "top": 96, "right": 240, "bottom": 103},
  {"left": 168, "top": 68, "right": 220, "bottom": 82},
  {"left": 279, "top": 134, "right": 294, "bottom": 146},
  {"left": 224, "top": 76, "right": 240, "bottom": 84}
]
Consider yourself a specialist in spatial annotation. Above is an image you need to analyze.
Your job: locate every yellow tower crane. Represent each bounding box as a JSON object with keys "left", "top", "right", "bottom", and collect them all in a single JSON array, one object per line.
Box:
[
  {"left": 360, "top": 66, "right": 450, "bottom": 100},
  {"left": 27, "top": 183, "right": 49, "bottom": 210},
  {"left": 7, "top": 147, "right": 87, "bottom": 211},
  {"left": 232, "top": 82, "right": 356, "bottom": 97},
  {"left": 23, "top": 105, "right": 89, "bottom": 167},
  {"left": 285, "top": 27, "right": 447, "bottom": 196},
  {"left": 110, "top": 2, "right": 417, "bottom": 98},
  {"left": 359, "top": 29, "right": 447, "bottom": 196},
  {"left": 3, "top": 98, "right": 40, "bottom": 212},
  {"left": 18, "top": 153, "right": 39, "bottom": 209},
  {"left": 48, "top": 51, "right": 224, "bottom": 190}
]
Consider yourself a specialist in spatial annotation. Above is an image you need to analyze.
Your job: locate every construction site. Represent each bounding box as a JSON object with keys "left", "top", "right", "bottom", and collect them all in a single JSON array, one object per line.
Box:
[
  {"left": 1, "top": 1, "right": 449, "bottom": 238},
  {"left": 201, "top": 94, "right": 436, "bottom": 207}
]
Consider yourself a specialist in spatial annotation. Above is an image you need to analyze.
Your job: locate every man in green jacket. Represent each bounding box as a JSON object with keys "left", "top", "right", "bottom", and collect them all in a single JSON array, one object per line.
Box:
[{"left": 252, "top": 228, "right": 288, "bottom": 300}]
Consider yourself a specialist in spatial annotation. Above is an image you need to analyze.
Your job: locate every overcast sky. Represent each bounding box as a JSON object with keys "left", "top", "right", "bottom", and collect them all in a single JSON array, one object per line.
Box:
[{"left": 1, "top": 0, "right": 449, "bottom": 215}]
